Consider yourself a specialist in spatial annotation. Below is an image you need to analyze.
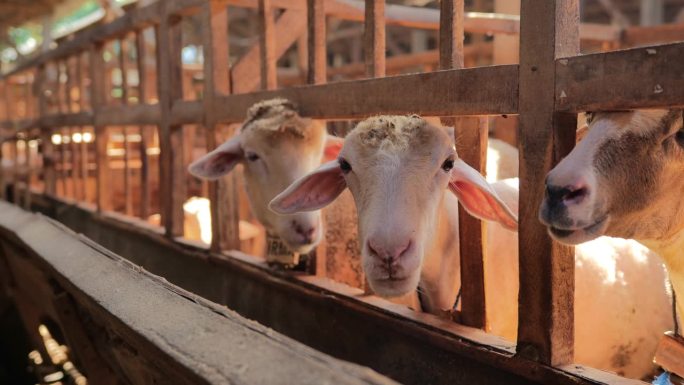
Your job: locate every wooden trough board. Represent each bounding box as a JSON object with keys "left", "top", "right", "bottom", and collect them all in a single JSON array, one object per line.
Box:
[
  {"left": 19, "top": 192, "right": 642, "bottom": 385},
  {"left": 0, "top": 201, "right": 396, "bottom": 385}
]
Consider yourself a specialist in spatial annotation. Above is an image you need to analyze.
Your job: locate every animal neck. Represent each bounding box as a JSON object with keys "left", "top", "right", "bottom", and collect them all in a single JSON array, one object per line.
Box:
[
  {"left": 640, "top": 230, "right": 684, "bottom": 321},
  {"left": 419, "top": 193, "right": 462, "bottom": 313}
]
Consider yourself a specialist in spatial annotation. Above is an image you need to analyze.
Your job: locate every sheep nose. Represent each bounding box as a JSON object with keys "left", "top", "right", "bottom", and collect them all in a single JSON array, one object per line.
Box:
[
  {"left": 545, "top": 179, "right": 589, "bottom": 207},
  {"left": 367, "top": 238, "right": 411, "bottom": 264},
  {"left": 294, "top": 223, "right": 317, "bottom": 244}
]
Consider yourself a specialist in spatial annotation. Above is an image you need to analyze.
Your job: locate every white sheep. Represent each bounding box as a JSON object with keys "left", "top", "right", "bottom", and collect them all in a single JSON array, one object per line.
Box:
[{"left": 270, "top": 115, "right": 672, "bottom": 379}]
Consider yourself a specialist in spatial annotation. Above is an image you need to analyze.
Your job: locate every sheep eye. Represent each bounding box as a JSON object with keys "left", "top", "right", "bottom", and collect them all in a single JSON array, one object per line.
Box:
[
  {"left": 338, "top": 158, "right": 352, "bottom": 174},
  {"left": 441, "top": 158, "right": 455, "bottom": 172},
  {"left": 246, "top": 152, "right": 260, "bottom": 162}
]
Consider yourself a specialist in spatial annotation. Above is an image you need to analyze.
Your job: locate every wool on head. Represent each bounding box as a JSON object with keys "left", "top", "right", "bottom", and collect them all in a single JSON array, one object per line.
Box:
[
  {"left": 353, "top": 115, "right": 429, "bottom": 150},
  {"left": 241, "top": 98, "right": 313, "bottom": 140}
]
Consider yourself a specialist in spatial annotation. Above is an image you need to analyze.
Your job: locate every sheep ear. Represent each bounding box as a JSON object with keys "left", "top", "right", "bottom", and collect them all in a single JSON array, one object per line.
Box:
[
  {"left": 188, "top": 135, "right": 243, "bottom": 180},
  {"left": 270, "top": 161, "right": 347, "bottom": 214},
  {"left": 323, "top": 135, "right": 344, "bottom": 162},
  {"left": 448, "top": 159, "right": 518, "bottom": 231}
]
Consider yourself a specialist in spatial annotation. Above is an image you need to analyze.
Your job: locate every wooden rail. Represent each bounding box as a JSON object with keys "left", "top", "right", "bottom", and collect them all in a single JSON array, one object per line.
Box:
[
  {"left": 0, "top": 0, "right": 683, "bottom": 384},
  {"left": 0, "top": 201, "right": 396, "bottom": 385}
]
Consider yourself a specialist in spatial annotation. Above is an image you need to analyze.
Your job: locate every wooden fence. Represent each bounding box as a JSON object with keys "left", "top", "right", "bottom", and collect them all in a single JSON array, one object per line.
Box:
[{"left": 1, "top": 0, "right": 683, "bottom": 384}]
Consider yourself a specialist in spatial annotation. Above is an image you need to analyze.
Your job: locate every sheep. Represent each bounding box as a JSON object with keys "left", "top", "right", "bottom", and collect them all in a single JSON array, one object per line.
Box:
[
  {"left": 187, "top": 98, "right": 344, "bottom": 265},
  {"left": 540, "top": 109, "right": 684, "bottom": 337},
  {"left": 270, "top": 115, "right": 672, "bottom": 379}
]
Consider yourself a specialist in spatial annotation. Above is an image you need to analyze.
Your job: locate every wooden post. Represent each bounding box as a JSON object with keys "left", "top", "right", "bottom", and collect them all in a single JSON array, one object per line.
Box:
[
  {"left": 157, "top": 8, "right": 185, "bottom": 237},
  {"left": 37, "top": 65, "right": 56, "bottom": 196},
  {"left": 439, "top": 0, "right": 488, "bottom": 329},
  {"left": 65, "top": 57, "right": 81, "bottom": 202},
  {"left": 91, "top": 43, "right": 112, "bottom": 212},
  {"left": 120, "top": 37, "right": 133, "bottom": 216},
  {"left": 491, "top": 0, "right": 519, "bottom": 147},
  {"left": 201, "top": 2, "right": 241, "bottom": 252},
  {"left": 307, "top": 0, "right": 326, "bottom": 85},
  {"left": 307, "top": 0, "right": 327, "bottom": 276},
  {"left": 516, "top": 0, "right": 578, "bottom": 365},
  {"left": 77, "top": 54, "right": 89, "bottom": 201},
  {"left": 364, "top": 0, "right": 385, "bottom": 77},
  {"left": 135, "top": 30, "right": 150, "bottom": 219},
  {"left": 258, "top": 0, "right": 277, "bottom": 90}
]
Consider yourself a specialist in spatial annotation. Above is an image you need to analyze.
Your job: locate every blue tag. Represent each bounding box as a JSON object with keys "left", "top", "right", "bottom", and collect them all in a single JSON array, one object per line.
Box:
[{"left": 653, "top": 372, "right": 673, "bottom": 385}]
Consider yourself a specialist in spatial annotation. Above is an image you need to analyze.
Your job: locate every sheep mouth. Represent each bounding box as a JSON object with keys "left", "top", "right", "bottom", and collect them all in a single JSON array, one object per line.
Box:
[
  {"left": 369, "top": 276, "right": 417, "bottom": 297},
  {"left": 548, "top": 216, "right": 608, "bottom": 245}
]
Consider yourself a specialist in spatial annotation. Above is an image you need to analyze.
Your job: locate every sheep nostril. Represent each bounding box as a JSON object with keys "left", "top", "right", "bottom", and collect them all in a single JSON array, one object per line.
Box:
[
  {"left": 546, "top": 183, "right": 589, "bottom": 205},
  {"left": 563, "top": 186, "right": 588, "bottom": 203}
]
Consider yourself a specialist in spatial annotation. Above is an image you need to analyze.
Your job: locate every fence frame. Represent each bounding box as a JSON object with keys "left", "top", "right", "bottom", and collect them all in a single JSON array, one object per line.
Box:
[{"left": 2, "top": 0, "right": 683, "bottom": 384}]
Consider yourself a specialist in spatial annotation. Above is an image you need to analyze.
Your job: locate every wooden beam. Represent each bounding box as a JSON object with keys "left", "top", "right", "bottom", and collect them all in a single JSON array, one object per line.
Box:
[
  {"left": 201, "top": 1, "right": 241, "bottom": 252},
  {"left": 307, "top": 0, "right": 327, "bottom": 84},
  {"left": 156, "top": 9, "right": 186, "bottom": 238},
  {"left": 215, "top": 65, "right": 518, "bottom": 122},
  {"left": 623, "top": 23, "right": 684, "bottom": 47},
  {"left": 0, "top": 202, "right": 400, "bottom": 385},
  {"left": 91, "top": 44, "right": 113, "bottom": 212},
  {"left": 231, "top": 10, "right": 306, "bottom": 94},
  {"left": 555, "top": 42, "right": 684, "bottom": 113},
  {"left": 64, "top": 57, "right": 81, "bottom": 202},
  {"left": 654, "top": 332, "right": 684, "bottom": 378},
  {"left": 439, "top": 0, "right": 487, "bottom": 330},
  {"left": 119, "top": 37, "right": 133, "bottom": 216},
  {"left": 364, "top": 0, "right": 385, "bottom": 77},
  {"left": 516, "top": 0, "right": 577, "bottom": 366},
  {"left": 135, "top": 29, "right": 150, "bottom": 219},
  {"left": 439, "top": 0, "right": 463, "bottom": 70},
  {"left": 37, "top": 65, "right": 56, "bottom": 196},
  {"left": 258, "top": 0, "right": 277, "bottom": 90}
]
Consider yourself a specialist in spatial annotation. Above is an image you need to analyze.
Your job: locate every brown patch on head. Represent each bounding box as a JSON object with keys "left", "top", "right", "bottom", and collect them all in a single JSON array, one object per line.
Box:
[
  {"left": 595, "top": 111, "right": 680, "bottom": 215},
  {"left": 244, "top": 98, "right": 297, "bottom": 125},
  {"left": 346, "top": 115, "right": 453, "bottom": 159},
  {"left": 240, "top": 98, "right": 319, "bottom": 145},
  {"left": 593, "top": 110, "right": 684, "bottom": 239},
  {"left": 352, "top": 115, "right": 429, "bottom": 149}
]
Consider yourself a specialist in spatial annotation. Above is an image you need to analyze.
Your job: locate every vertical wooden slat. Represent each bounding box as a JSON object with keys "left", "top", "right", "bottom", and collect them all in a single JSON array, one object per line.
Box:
[
  {"left": 439, "top": 0, "right": 487, "bottom": 329},
  {"left": 307, "top": 0, "right": 326, "bottom": 85},
  {"left": 37, "top": 65, "right": 56, "bottom": 196},
  {"left": 157, "top": 8, "right": 185, "bottom": 237},
  {"left": 57, "top": 62, "right": 68, "bottom": 197},
  {"left": 439, "top": 0, "right": 463, "bottom": 70},
  {"left": 516, "top": 0, "right": 578, "bottom": 365},
  {"left": 77, "top": 54, "right": 89, "bottom": 201},
  {"left": 202, "top": 1, "right": 240, "bottom": 252},
  {"left": 24, "top": 78, "right": 33, "bottom": 119},
  {"left": 66, "top": 57, "right": 81, "bottom": 201},
  {"left": 258, "top": 0, "right": 277, "bottom": 90},
  {"left": 91, "top": 43, "right": 112, "bottom": 212},
  {"left": 135, "top": 29, "right": 150, "bottom": 219},
  {"left": 305, "top": 0, "right": 327, "bottom": 275},
  {"left": 135, "top": 30, "right": 147, "bottom": 104},
  {"left": 364, "top": 0, "right": 385, "bottom": 77},
  {"left": 120, "top": 38, "right": 133, "bottom": 216}
]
